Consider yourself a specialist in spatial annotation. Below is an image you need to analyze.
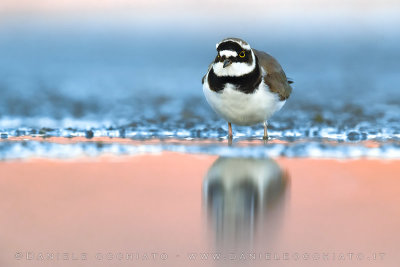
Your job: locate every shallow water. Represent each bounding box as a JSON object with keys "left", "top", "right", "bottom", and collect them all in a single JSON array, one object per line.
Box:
[
  {"left": 1, "top": 5, "right": 400, "bottom": 267},
  {"left": 1, "top": 16, "right": 400, "bottom": 159},
  {"left": 1, "top": 154, "right": 399, "bottom": 267}
]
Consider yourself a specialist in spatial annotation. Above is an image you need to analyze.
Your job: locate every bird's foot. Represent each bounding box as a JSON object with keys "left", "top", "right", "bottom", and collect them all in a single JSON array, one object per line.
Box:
[{"left": 228, "top": 137, "right": 233, "bottom": 146}]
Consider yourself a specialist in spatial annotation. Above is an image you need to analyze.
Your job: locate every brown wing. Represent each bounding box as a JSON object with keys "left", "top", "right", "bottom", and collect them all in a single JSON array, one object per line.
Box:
[{"left": 252, "top": 49, "right": 292, "bottom": 101}]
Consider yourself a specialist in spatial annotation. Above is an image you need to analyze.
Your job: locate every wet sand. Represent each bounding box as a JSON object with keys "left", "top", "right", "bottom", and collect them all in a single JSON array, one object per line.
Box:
[{"left": 1, "top": 153, "right": 399, "bottom": 267}]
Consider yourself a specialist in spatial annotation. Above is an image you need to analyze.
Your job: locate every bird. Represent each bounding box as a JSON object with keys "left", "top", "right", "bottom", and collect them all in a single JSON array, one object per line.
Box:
[{"left": 202, "top": 37, "right": 293, "bottom": 139}]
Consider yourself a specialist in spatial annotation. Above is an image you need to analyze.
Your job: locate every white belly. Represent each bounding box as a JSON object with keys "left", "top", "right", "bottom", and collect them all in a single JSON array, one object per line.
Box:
[{"left": 203, "top": 78, "right": 285, "bottom": 126}]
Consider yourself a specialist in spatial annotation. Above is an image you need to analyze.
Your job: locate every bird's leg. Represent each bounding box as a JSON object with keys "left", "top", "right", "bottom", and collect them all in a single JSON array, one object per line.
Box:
[
  {"left": 263, "top": 121, "right": 268, "bottom": 140},
  {"left": 228, "top": 122, "right": 233, "bottom": 139}
]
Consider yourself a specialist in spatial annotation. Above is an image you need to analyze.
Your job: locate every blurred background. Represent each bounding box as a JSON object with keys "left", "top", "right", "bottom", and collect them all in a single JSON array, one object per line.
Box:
[{"left": 0, "top": 0, "right": 399, "bottom": 139}]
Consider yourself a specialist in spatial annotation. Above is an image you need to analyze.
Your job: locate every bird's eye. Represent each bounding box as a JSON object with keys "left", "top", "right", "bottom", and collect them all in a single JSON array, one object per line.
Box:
[{"left": 239, "top": 51, "right": 245, "bottom": 58}]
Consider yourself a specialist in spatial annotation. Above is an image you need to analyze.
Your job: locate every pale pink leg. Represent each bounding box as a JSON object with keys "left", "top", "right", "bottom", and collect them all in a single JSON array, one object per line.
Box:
[
  {"left": 263, "top": 121, "right": 268, "bottom": 140},
  {"left": 228, "top": 122, "right": 233, "bottom": 138}
]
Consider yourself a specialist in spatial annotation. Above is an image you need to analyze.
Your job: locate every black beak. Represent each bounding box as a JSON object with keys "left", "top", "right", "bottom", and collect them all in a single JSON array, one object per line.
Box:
[{"left": 223, "top": 59, "right": 232, "bottom": 68}]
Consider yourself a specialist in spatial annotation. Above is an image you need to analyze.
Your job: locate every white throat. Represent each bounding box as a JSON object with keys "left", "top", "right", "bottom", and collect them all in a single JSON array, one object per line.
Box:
[{"left": 213, "top": 50, "right": 256, "bottom": 77}]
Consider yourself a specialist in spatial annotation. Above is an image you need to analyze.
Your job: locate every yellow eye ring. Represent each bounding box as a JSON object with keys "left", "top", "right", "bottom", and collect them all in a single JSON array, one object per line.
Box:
[{"left": 239, "top": 51, "right": 245, "bottom": 58}]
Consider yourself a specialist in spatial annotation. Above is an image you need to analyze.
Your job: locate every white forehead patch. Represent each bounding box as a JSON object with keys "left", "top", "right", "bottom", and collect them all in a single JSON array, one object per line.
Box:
[
  {"left": 219, "top": 50, "right": 238, "bottom": 58},
  {"left": 216, "top": 39, "right": 251, "bottom": 50}
]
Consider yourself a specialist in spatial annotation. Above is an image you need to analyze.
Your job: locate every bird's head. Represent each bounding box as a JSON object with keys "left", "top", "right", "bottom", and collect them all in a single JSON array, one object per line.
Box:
[{"left": 212, "top": 38, "right": 256, "bottom": 77}]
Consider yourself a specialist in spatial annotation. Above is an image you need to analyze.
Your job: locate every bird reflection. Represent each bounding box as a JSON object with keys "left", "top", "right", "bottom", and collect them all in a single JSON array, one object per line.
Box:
[{"left": 203, "top": 157, "right": 288, "bottom": 251}]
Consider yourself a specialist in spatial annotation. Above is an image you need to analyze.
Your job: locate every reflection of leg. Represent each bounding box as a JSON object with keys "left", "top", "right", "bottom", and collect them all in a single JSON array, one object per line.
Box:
[
  {"left": 263, "top": 121, "right": 268, "bottom": 140},
  {"left": 228, "top": 122, "right": 233, "bottom": 138}
]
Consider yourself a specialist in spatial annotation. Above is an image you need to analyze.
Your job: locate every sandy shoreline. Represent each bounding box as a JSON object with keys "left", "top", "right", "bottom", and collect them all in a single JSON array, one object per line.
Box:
[
  {"left": 0, "top": 136, "right": 385, "bottom": 147},
  {"left": 2, "top": 136, "right": 398, "bottom": 161},
  {"left": 1, "top": 152, "right": 399, "bottom": 266}
]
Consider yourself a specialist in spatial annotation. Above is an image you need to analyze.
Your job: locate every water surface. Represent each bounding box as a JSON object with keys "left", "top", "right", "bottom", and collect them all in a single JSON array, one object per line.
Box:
[{"left": 1, "top": 153, "right": 399, "bottom": 266}]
